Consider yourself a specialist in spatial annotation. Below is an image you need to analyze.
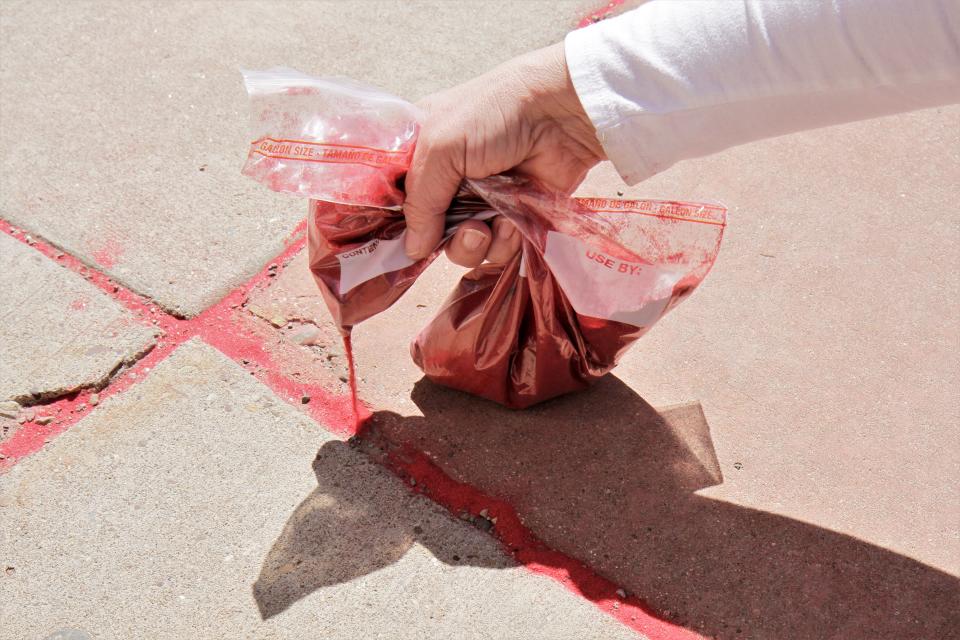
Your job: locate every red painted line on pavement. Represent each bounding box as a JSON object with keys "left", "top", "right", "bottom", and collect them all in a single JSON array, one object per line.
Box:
[
  {"left": 356, "top": 421, "right": 703, "bottom": 640},
  {"left": 0, "top": 218, "right": 180, "bottom": 322},
  {"left": 0, "top": 218, "right": 360, "bottom": 469},
  {"left": 0, "top": 339, "right": 173, "bottom": 469},
  {"left": 198, "top": 313, "right": 363, "bottom": 437},
  {"left": 578, "top": 0, "right": 625, "bottom": 28}
]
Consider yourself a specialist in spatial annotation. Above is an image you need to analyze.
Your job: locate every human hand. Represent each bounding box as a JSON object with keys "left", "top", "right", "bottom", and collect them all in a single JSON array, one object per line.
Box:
[{"left": 403, "top": 42, "right": 604, "bottom": 267}]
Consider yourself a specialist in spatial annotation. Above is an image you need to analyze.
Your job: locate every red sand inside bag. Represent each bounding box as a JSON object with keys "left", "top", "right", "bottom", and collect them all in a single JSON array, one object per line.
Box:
[
  {"left": 242, "top": 69, "right": 727, "bottom": 413},
  {"left": 305, "top": 178, "right": 725, "bottom": 409}
]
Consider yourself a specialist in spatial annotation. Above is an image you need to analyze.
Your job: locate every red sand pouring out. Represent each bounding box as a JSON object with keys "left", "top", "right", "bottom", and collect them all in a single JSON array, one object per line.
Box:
[{"left": 342, "top": 332, "right": 362, "bottom": 431}]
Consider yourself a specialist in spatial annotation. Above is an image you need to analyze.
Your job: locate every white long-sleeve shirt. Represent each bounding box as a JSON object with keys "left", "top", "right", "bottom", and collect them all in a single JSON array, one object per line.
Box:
[{"left": 565, "top": 0, "right": 960, "bottom": 185}]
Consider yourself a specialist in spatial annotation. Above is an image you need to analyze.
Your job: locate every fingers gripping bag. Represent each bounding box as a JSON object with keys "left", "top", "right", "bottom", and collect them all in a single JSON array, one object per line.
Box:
[{"left": 241, "top": 68, "right": 726, "bottom": 409}]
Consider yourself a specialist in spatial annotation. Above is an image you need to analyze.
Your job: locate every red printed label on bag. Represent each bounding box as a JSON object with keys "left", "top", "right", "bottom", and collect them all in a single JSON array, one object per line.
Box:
[
  {"left": 578, "top": 198, "right": 727, "bottom": 226},
  {"left": 543, "top": 230, "right": 683, "bottom": 328},
  {"left": 250, "top": 137, "right": 410, "bottom": 169}
]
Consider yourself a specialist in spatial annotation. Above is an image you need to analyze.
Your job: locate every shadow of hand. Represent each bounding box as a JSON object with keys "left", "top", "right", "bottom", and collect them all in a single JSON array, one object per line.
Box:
[
  {"left": 254, "top": 374, "right": 959, "bottom": 638},
  {"left": 253, "top": 439, "right": 510, "bottom": 620},
  {"left": 364, "top": 376, "right": 960, "bottom": 639}
]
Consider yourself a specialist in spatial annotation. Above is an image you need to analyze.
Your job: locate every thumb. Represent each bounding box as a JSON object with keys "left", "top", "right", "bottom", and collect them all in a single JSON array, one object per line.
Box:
[{"left": 403, "top": 135, "right": 464, "bottom": 259}]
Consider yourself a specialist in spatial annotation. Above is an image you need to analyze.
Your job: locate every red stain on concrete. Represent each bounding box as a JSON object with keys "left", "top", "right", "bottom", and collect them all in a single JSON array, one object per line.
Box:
[
  {"left": 356, "top": 421, "right": 704, "bottom": 640},
  {"left": 198, "top": 309, "right": 363, "bottom": 437},
  {"left": 577, "top": 0, "right": 625, "bottom": 28},
  {"left": 69, "top": 297, "right": 89, "bottom": 311},
  {"left": 90, "top": 238, "right": 125, "bottom": 268},
  {"left": 0, "top": 339, "right": 170, "bottom": 466},
  {"left": 0, "top": 219, "right": 354, "bottom": 465},
  {"left": 1, "top": 219, "right": 156, "bottom": 316}
]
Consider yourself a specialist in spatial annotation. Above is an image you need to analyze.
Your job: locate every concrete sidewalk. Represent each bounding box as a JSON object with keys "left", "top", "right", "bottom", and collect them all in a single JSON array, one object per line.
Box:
[
  {"left": 1, "top": 340, "right": 639, "bottom": 639},
  {"left": 2, "top": 1, "right": 958, "bottom": 640}
]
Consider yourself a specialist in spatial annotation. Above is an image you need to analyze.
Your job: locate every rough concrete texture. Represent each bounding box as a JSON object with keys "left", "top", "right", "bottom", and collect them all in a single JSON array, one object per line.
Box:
[
  {"left": 0, "top": 339, "right": 642, "bottom": 640},
  {"left": 242, "top": 252, "right": 361, "bottom": 406},
  {"left": 0, "top": 416, "right": 18, "bottom": 448},
  {"left": 247, "top": 251, "right": 329, "bottom": 331},
  {"left": 0, "top": 233, "right": 157, "bottom": 404},
  {"left": 0, "top": 0, "right": 600, "bottom": 316},
  {"left": 235, "top": 302, "right": 354, "bottom": 401},
  {"left": 239, "top": 106, "right": 958, "bottom": 638}
]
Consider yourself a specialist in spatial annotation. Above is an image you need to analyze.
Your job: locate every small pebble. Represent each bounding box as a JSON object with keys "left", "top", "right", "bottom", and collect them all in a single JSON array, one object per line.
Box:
[
  {"left": 409, "top": 478, "right": 416, "bottom": 486},
  {"left": 479, "top": 508, "right": 489, "bottom": 518},
  {"left": 475, "top": 517, "right": 493, "bottom": 533},
  {"left": 616, "top": 588, "right": 627, "bottom": 599},
  {"left": 300, "top": 395, "right": 310, "bottom": 404},
  {"left": 35, "top": 415, "right": 54, "bottom": 425},
  {"left": 0, "top": 400, "right": 21, "bottom": 419},
  {"left": 617, "top": 190, "right": 625, "bottom": 196},
  {"left": 290, "top": 325, "right": 322, "bottom": 345},
  {"left": 88, "top": 393, "right": 100, "bottom": 406}
]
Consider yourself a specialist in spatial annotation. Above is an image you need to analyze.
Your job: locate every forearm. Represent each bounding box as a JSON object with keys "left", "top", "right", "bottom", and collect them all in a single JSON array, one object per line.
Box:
[{"left": 566, "top": 0, "right": 960, "bottom": 184}]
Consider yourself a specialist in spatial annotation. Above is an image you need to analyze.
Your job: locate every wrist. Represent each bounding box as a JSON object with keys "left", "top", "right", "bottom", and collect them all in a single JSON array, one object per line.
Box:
[{"left": 511, "top": 42, "right": 605, "bottom": 163}]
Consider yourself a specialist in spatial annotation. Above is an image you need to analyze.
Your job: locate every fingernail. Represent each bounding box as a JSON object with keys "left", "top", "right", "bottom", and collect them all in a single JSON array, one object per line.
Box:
[
  {"left": 496, "top": 220, "right": 517, "bottom": 240},
  {"left": 405, "top": 234, "right": 424, "bottom": 258},
  {"left": 462, "top": 229, "right": 487, "bottom": 251}
]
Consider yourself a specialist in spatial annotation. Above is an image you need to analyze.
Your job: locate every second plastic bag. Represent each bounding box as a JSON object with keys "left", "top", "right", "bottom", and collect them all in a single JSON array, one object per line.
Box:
[{"left": 242, "top": 68, "right": 727, "bottom": 408}]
